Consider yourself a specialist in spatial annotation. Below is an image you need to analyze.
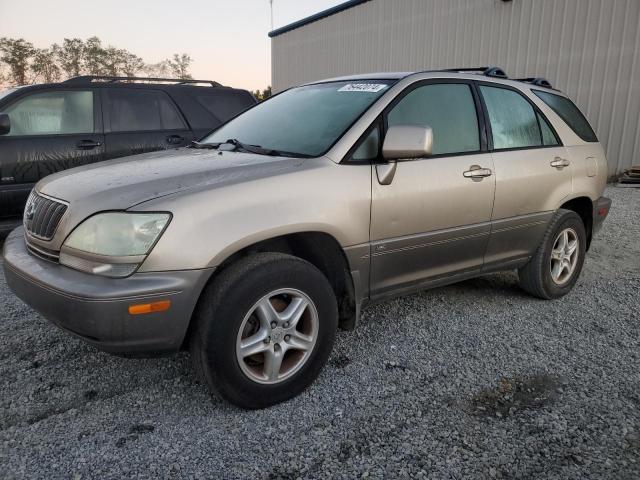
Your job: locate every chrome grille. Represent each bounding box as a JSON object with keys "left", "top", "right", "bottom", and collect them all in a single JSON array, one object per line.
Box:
[{"left": 23, "top": 191, "right": 68, "bottom": 240}]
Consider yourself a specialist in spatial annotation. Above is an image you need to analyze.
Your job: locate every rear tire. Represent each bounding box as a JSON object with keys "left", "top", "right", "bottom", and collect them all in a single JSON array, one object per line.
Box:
[
  {"left": 518, "top": 209, "right": 586, "bottom": 300},
  {"left": 189, "top": 252, "right": 338, "bottom": 409}
]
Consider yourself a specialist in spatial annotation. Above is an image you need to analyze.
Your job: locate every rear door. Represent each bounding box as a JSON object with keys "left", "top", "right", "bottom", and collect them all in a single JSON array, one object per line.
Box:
[
  {"left": 102, "top": 88, "right": 194, "bottom": 160},
  {"left": 477, "top": 83, "right": 571, "bottom": 268},
  {"left": 0, "top": 88, "right": 103, "bottom": 218}
]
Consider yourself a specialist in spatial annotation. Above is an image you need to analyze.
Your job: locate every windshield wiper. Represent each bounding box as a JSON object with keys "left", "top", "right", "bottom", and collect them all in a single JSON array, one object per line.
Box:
[
  {"left": 223, "top": 138, "right": 276, "bottom": 155},
  {"left": 222, "top": 139, "right": 312, "bottom": 158},
  {"left": 267, "top": 148, "right": 314, "bottom": 159},
  {"left": 189, "top": 141, "right": 219, "bottom": 149},
  {"left": 190, "top": 139, "right": 311, "bottom": 158}
]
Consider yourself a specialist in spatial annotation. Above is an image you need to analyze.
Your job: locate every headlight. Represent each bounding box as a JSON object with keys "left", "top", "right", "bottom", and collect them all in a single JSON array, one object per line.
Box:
[{"left": 59, "top": 212, "right": 170, "bottom": 277}]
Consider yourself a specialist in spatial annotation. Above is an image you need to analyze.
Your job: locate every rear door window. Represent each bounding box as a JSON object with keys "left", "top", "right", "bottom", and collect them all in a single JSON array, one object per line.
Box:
[
  {"left": 5, "top": 90, "right": 94, "bottom": 136},
  {"left": 106, "top": 89, "right": 186, "bottom": 132},
  {"left": 533, "top": 90, "right": 598, "bottom": 142},
  {"left": 479, "top": 85, "right": 542, "bottom": 150},
  {"left": 387, "top": 83, "right": 480, "bottom": 155}
]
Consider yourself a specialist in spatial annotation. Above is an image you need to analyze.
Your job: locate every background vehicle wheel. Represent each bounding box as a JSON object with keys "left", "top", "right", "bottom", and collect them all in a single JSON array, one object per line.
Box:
[
  {"left": 518, "top": 209, "right": 587, "bottom": 300},
  {"left": 189, "top": 252, "right": 338, "bottom": 409}
]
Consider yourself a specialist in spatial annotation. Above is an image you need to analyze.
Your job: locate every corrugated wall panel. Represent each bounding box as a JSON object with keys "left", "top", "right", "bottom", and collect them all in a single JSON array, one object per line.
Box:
[{"left": 271, "top": 0, "right": 640, "bottom": 176}]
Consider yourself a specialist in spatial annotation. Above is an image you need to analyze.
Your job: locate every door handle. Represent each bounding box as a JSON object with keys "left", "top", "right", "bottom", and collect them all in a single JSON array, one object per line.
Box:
[
  {"left": 76, "top": 140, "right": 102, "bottom": 150},
  {"left": 166, "top": 134, "right": 184, "bottom": 145},
  {"left": 463, "top": 165, "right": 492, "bottom": 179},
  {"left": 550, "top": 157, "right": 570, "bottom": 169}
]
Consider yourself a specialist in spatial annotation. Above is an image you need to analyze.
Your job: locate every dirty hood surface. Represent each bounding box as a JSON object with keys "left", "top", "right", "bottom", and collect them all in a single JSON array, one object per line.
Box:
[{"left": 37, "top": 148, "right": 306, "bottom": 210}]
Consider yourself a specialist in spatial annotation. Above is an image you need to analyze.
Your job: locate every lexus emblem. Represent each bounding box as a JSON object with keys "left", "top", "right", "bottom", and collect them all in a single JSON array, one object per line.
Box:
[{"left": 24, "top": 201, "right": 36, "bottom": 221}]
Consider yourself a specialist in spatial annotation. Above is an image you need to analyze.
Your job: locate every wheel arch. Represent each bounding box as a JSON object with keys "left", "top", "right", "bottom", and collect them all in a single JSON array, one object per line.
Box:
[
  {"left": 559, "top": 196, "right": 593, "bottom": 249},
  {"left": 182, "top": 231, "right": 358, "bottom": 349}
]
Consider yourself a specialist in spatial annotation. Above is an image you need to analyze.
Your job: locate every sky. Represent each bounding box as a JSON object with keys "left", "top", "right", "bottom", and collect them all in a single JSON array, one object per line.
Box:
[{"left": 0, "top": 0, "right": 346, "bottom": 91}]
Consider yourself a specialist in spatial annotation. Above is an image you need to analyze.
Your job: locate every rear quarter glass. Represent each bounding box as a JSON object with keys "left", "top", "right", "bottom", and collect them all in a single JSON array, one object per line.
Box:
[
  {"left": 195, "top": 91, "right": 256, "bottom": 123},
  {"left": 533, "top": 90, "right": 598, "bottom": 142}
]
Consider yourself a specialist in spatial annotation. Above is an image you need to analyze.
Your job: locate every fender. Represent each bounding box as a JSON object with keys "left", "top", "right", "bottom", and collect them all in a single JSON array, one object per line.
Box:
[{"left": 136, "top": 157, "right": 372, "bottom": 272}]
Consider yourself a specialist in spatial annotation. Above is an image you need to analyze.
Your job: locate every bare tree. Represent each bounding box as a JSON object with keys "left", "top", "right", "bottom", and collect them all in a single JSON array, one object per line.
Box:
[
  {"left": 120, "top": 52, "right": 144, "bottom": 77},
  {"left": 144, "top": 60, "right": 171, "bottom": 78},
  {"left": 54, "top": 38, "right": 84, "bottom": 77},
  {"left": 0, "top": 37, "right": 195, "bottom": 85},
  {"left": 100, "top": 46, "right": 123, "bottom": 76},
  {"left": 253, "top": 86, "right": 272, "bottom": 101},
  {"left": 0, "top": 64, "right": 8, "bottom": 88},
  {"left": 0, "top": 37, "right": 36, "bottom": 85},
  {"left": 31, "top": 48, "right": 61, "bottom": 83},
  {"left": 83, "top": 36, "right": 106, "bottom": 75},
  {"left": 168, "top": 53, "right": 192, "bottom": 79}
]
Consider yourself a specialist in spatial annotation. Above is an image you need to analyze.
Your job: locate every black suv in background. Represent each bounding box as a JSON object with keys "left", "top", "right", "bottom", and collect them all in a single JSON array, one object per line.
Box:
[{"left": 0, "top": 76, "right": 256, "bottom": 226}]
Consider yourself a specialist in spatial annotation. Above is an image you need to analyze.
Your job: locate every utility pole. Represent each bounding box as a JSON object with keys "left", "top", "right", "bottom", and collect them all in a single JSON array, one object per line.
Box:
[{"left": 269, "top": 0, "right": 274, "bottom": 31}]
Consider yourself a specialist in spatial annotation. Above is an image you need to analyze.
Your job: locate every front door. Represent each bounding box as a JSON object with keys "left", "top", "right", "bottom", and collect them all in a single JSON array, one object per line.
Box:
[
  {"left": 369, "top": 81, "right": 496, "bottom": 298},
  {"left": 0, "top": 88, "right": 103, "bottom": 218}
]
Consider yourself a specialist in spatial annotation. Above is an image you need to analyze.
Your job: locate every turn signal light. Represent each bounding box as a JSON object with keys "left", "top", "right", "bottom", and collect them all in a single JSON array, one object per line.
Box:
[{"left": 128, "top": 300, "right": 171, "bottom": 315}]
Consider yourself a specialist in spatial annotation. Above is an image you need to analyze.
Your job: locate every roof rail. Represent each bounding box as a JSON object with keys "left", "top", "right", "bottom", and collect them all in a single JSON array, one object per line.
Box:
[
  {"left": 515, "top": 77, "right": 554, "bottom": 89},
  {"left": 441, "top": 66, "right": 508, "bottom": 79},
  {"left": 63, "top": 76, "right": 222, "bottom": 87},
  {"left": 439, "top": 68, "right": 558, "bottom": 90}
]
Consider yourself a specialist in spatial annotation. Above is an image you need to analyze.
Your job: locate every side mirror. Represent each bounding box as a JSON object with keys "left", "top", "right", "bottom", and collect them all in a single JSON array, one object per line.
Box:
[
  {"left": 0, "top": 113, "right": 10, "bottom": 135},
  {"left": 382, "top": 125, "right": 432, "bottom": 160}
]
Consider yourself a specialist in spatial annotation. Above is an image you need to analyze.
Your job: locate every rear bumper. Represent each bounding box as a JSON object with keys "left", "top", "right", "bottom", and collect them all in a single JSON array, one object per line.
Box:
[
  {"left": 2, "top": 227, "right": 213, "bottom": 354},
  {"left": 592, "top": 196, "right": 612, "bottom": 235}
]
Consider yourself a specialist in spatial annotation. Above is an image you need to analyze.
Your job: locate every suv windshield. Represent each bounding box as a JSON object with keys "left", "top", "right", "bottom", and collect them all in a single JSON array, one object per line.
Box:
[{"left": 201, "top": 80, "right": 394, "bottom": 157}]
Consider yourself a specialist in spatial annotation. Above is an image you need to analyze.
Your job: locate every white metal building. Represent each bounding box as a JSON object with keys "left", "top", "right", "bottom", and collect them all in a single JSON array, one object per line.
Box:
[{"left": 269, "top": 0, "right": 640, "bottom": 177}]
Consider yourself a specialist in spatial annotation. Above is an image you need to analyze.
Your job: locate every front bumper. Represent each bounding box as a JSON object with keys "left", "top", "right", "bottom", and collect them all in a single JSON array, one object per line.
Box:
[
  {"left": 592, "top": 196, "right": 612, "bottom": 235},
  {"left": 2, "top": 227, "right": 213, "bottom": 354}
]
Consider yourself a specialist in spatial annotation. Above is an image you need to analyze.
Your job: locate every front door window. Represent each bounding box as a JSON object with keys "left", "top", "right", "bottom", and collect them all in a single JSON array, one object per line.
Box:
[{"left": 387, "top": 83, "right": 480, "bottom": 155}]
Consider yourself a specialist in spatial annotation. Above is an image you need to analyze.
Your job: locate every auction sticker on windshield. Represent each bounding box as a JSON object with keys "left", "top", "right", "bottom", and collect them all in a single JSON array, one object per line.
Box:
[{"left": 338, "top": 83, "right": 388, "bottom": 93}]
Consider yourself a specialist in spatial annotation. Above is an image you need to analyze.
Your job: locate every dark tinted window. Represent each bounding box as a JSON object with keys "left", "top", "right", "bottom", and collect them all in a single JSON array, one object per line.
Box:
[
  {"left": 387, "top": 83, "right": 479, "bottom": 155},
  {"left": 107, "top": 89, "right": 185, "bottom": 132},
  {"left": 480, "top": 86, "right": 542, "bottom": 149},
  {"left": 196, "top": 92, "right": 255, "bottom": 123},
  {"left": 533, "top": 90, "right": 598, "bottom": 142}
]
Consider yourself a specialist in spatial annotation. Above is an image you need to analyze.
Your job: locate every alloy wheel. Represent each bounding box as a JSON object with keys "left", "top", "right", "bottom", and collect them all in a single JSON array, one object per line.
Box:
[
  {"left": 550, "top": 227, "right": 579, "bottom": 285},
  {"left": 235, "top": 288, "right": 319, "bottom": 384}
]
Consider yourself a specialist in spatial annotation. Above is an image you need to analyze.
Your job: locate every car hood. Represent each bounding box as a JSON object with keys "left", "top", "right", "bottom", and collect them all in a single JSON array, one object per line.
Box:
[{"left": 37, "top": 148, "right": 307, "bottom": 210}]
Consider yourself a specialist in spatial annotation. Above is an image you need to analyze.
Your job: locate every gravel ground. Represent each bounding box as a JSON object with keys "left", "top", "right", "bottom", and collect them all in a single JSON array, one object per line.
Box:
[{"left": 1, "top": 186, "right": 638, "bottom": 479}]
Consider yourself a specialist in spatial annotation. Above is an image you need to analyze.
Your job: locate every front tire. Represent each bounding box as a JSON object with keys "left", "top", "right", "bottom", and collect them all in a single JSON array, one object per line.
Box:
[
  {"left": 190, "top": 252, "right": 338, "bottom": 409},
  {"left": 518, "top": 209, "right": 587, "bottom": 300}
]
